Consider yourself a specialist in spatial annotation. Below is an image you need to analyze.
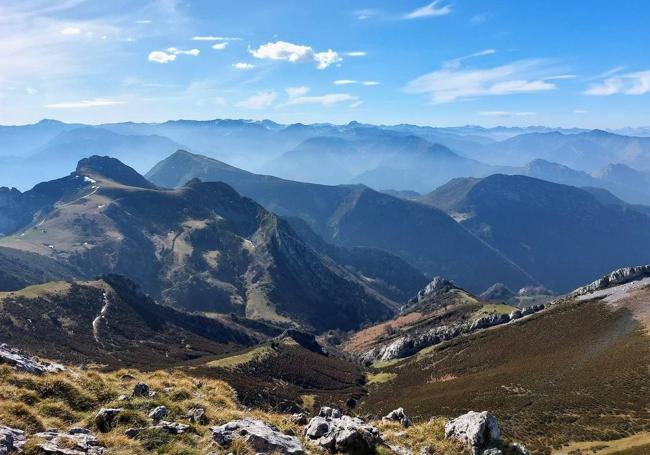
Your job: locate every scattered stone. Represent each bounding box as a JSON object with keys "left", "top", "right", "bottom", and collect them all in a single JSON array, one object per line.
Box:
[
  {"left": 290, "top": 413, "right": 308, "bottom": 425},
  {"left": 444, "top": 411, "right": 500, "bottom": 454},
  {"left": 132, "top": 382, "right": 150, "bottom": 397},
  {"left": 0, "top": 425, "right": 26, "bottom": 454},
  {"left": 382, "top": 408, "right": 413, "bottom": 427},
  {"left": 154, "top": 421, "right": 190, "bottom": 435},
  {"left": 95, "top": 408, "right": 122, "bottom": 433},
  {"left": 0, "top": 344, "right": 65, "bottom": 375},
  {"left": 148, "top": 406, "right": 168, "bottom": 422},
  {"left": 186, "top": 407, "right": 208, "bottom": 425},
  {"left": 33, "top": 428, "right": 105, "bottom": 454},
  {"left": 304, "top": 407, "right": 384, "bottom": 454},
  {"left": 212, "top": 418, "right": 305, "bottom": 454}
]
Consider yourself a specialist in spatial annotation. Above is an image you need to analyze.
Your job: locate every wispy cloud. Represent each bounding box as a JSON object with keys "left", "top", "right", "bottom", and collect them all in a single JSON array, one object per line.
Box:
[
  {"left": 167, "top": 47, "right": 200, "bottom": 56},
  {"left": 192, "top": 35, "right": 241, "bottom": 41},
  {"left": 236, "top": 90, "right": 277, "bottom": 109},
  {"left": 346, "top": 51, "right": 366, "bottom": 57},
  {"left": 444, "top": 49, "right": 496, "bottom": 69},
  {"left": 212, "top": 42, "right": 228, "bottom": 50},
  {"left": 405, "top": 56, "right": 565, "bottom": 103},
  {"left": 470, "top": 14, "right": 488, "bottom": 25},
  {"left": 404, "top": 1, "right": 452, "bottom": 19},
  {"left": 354, "top": 9, "right": 378, "bottom": 20},
  {"left": 45, "top": 98, "right": 124, "bottom": 108},
  {"left": 148, "top": 51, "right": 176, "bottom": 63},
  {"left": 584, "top": 70, "right": 650, "bottom": 96},
  {"left": 334, "top": 80, "right": 380, "bottom": 86},
  {"left": 250, "top": 41, "right": 342, "bottom": 69},
  {"left": 232, "top": 62, "right": 254, "bottom": 70},
  {"left": 285, "top": 86, "right": 358, "bottom": 106}
]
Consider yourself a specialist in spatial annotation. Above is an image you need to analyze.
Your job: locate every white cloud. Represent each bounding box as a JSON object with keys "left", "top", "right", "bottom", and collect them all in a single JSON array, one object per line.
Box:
[
  {"left": 232, "top": 62, "right": 254, "bottom": 70},
  {"left": 250, "top": 41, "right": 342, "bottom": 69},
  {"left": 212, "top": 42, "right": 228, "bottom": 50},
  {"left": 479, "top": 111, "right": 536, "bottom": 117},
  {"left": 354, "top": 9, "right": 377, "bottom": 20},
  {"left": 346, "top": 51, "right": 366, "bottom": 57},
  {"left": 362, "top": 81, "right": 380, "bottom": 86},
  {"left": 404, "top": 1, "right": 452, "bottom": 19},
  {"left": 135, "top": 19, "right": 152, "bottom": 24},
  {"left": 167, "top": 47, "right": 200, "bottom": 56},
  {"left": 405, "top": 58, "right": 562, "bottom": 103},
  {"left": 350, "top": 101, "right": 363, "bottom": 108},
  {"left": 285, "top": 86, "right": 358, "bottom": 106},
  {"left": 192, "top": 36, "right": 241, "bottom": 41},
  {"left": 61, "top": 26, "right": 81, "bottom": 35},
  {"left": 148, "top": 51, "right": 176, "bottom": 63},
  {"left": 45, "top": 98, "right": 124, "bottom": 109},
  {"left": 236, "top": 91, "right": 277, "bottom": 109},
  {"left": 334, "top": 80, "right": 357, "bottom": 85},
  {"left": 444, "top": 49, "right": 496, "bottom": 69},
  {"left": 584, "top": 70, "right": 650, "bottom": 96}
]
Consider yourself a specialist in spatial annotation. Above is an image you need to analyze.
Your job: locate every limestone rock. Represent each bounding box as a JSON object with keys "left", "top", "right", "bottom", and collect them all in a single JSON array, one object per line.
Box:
[
  {"left": 33, "top": 428, "right": 105, "bottom": 454},
  {"left": 132, "top": 382, "right": 150, "bottom": 397},
  {"left": 0, "top": 425, "right": 26, "bottom": 454},
  {"left": 408, "top": 277, "right": 459, "bottom": 305},
  {"left": 0, "top": 344, "right": 64, "bottom": 375},
  {"left": 304, "top": 407, "right": 384, "bottom": 454},
  {"left": 148, "top": 406, "right": 168, "bottom": 422},
  {"left": 382, "top": 408, "right": 413, "bottom": 427},
  {"left": 290, "top": 413, "right": 308, "bottom": 425},
  {"left": 444, "top": 411, "right": 500, "bottom": 454},
  {"left": 186, "top": 408, "right": 208, "bottom": 425},
  {"left": 94, "top": 408, "right": 121, "bottom": 433},
  {"left": 212, "top": 418, "right": 304, "bottom": 454}
]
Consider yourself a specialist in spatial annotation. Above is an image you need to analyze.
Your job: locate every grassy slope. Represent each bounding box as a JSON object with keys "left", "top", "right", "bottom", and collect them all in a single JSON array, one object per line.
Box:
[{"left": 360, "top": 298, "right": 650, "bottom": 454}]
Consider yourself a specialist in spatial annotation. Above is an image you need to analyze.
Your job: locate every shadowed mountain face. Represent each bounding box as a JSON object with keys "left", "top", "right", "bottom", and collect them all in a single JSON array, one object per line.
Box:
[
  {"left": 0, "top": 156, "right": 397, "bottom": 332},
  {"left": 147, "top": 151, "right": 534, "bottom": 293},
  {"left": 421, "top": 174, "right": 650, "bottom": 292}
]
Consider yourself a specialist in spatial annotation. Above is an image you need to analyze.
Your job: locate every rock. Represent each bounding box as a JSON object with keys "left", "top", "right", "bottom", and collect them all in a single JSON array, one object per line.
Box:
[
  {"left": 572, "top": 265, "right": 650, "bottom": 296},
  {"left": 212, "top": 418, "right": 304, "bottom": 454},
  {"left": 511, "top": 443, "right": 530, "bottom": 455},
  {"left": 408, "top": 277, "right": 460, "bottom": 305},
  {"left": 520, "top": 304, "right": 544, "bottom": 316},
  {"left": 123, "top": 428, "right": 141, "bottom": 439},
  {"left": 480, "top": 283, "right": 515, "bottom": 302},
  {"left": 290, "top": 413, "right": 308, "bottom": 425},
  {"left": 0, "top": 344, "right": 65, "bottom": 375},
  {"left": 148, "top": 406, "right": 168, "bottom": 422},
  {"left": 445, "top": 411, "right": 500, "bottom": 454},
  {"left": 33, "top": 428, "right": 105, "bottom": 454},
  {"left": 470, "top": 314, "right": 509, "bottom": 331},
  {"left": 0, "top": 425, "right": 26, "bottom": 454},
  {"left": 154, "top": 421, "right": 190, "bottom": 435},
  {"left": 382, "top": 408, "right": 413, "bottom": 427},
  {"left": 482, "top": 449, "right": 502, "bottom": 455},
  {"left": 278, "top": 329, "right": 327, "bottom": 355},
  {"left": 508, "top": 310, "right": 522, "bottom": 320},
  {"left": 132, "top": 382, "right": 150, "bottom": 397},
  {"left": 94, "top": 408, "right": 121, "bottom": 433},
  {"left": 186, "top": 407, "right": 208, "bottom": 425},
  {"left": 304, "top": 407, "right": 384, "bottom": 454}
]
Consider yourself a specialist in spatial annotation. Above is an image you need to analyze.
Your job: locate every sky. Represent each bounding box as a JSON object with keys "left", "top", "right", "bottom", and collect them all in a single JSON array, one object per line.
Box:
[{"left": 1, "top": 0, "right": 649, "bottom": 128}]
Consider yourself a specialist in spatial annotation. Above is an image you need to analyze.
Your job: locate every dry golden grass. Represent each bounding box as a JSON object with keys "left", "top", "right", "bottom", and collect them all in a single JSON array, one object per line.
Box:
[{"left": 377, "top": 418, "right": 470, "bottom": 454}]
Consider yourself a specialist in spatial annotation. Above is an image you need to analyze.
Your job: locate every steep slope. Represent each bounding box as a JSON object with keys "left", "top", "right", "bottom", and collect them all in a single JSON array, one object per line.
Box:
[
  {"left": 0, "top": 156, "right": 396, "bottom": 331},
  {"left": 360, "top": 267, "right": 650, "bottom": 453},
  {"left": 0, "top": 275, "right": 266, "bottom": 367},
  {"left": 147, "top": 151, "right": 534, "bottom": 292},
  {"left": 421, "top": 174, "right": 650, "bottom": 292},
  {"left": 0, "top": 246, "right": 82, "bottom": 291}
]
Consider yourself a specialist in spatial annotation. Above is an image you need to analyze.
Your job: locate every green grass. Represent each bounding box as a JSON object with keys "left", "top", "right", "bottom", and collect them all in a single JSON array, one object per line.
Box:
[
  {"left": 205, "top": 345, "right": 276, "bottom": 369},
  {"left": 367, "top": 372, "right": 397, "bottom": 385}
]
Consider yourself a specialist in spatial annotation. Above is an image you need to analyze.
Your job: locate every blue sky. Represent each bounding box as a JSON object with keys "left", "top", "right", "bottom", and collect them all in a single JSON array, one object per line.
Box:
[{"left": 1, "top": 0, "right": 649, "bottom": 127}]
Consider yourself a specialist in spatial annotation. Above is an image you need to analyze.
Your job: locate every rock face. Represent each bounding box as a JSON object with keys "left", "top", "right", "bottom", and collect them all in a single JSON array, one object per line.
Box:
[
  {"left": 382, "top": 408, "right": 413, "bottom": 427},
  {"left": 303, "top": 407, "right": 384, "bottom": 454},
  {"left": 444, "top": 411, "right": 500, "bottom": 454},
  {"left": 408, "top": 277, "right": 459, "bottom": 305},
  {"left": 212, "top": 418, "right": 304, "bottom": 454},
  {"left": 0, "top": 425, "right": 26, "bottom": 454},
  {"left": 0, "top": 344, "right": 64, "bottom": 375},
  {"left": 94, "top": 408, "right": 122, "bottom": 433},
  {"left": 571, "top": 265, "right": 650, "bottom": 296},
  {"left": 34, "top": 428, "right": 105, "bottom": 454}
]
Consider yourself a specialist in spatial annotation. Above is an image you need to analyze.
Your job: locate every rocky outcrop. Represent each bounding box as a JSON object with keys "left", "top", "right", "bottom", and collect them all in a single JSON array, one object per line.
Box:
[
  {"left": 444, "top": 411, "right": 500, "bottom": 454},
  {"left": 185, "top": 408, "right": 208, "bottom": 425},
  {"left": 132, "top": 382, "right": 150, "bottom": 397},
  {"left": 291, "top": 413, "right": 308, "bottom": 425},
  {"left": 480, "top": 283, "right": 515, "bottom": 302},
  {"left": 277, "top": 329, "right": 327, "bottom": 355},
  {"left": 125, "top": 421, "right": 191, "bottom": 439},
  {"left": 212, "top": 418, "right": 304, "bottom": 454},
  {"left": 408, "top": 277, "right": 459, "bottom": 305},
  {"left": 94, "top": 408, "right": 122, "bottom": 433},
  {"left": 303, "top": 407, "right": 384, "bottom": 454},
  {"left": 571, "top": 265, "right": 650, "bottom": 296},
  {"left": 382, "top": 408, "right": 413, "bottom": 427},
  {"left": 0, "top": 344, "right": 64, "bottom": 375},
  {"left": 33, "top": 428, "right": 105, "bottom": 454},
  {"left": 0, "top": 425, "right": 25, "bottom": 454},
  {"left": 148, "top": 406, "right": 168, "bottom": 422}
]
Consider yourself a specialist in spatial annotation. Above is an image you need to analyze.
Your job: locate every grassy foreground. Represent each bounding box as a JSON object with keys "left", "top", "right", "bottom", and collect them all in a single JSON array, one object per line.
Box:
[{"left": 0, "top": 363, "right": 466, "bottom": 454}]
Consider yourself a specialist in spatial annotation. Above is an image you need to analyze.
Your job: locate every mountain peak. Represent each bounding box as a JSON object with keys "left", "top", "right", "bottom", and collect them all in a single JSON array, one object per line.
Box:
[{"left": 76, "top": 155, "right": 157, "bottom": 189}]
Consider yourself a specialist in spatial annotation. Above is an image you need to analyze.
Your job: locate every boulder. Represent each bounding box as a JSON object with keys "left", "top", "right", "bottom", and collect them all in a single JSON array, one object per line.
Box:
[
  {"left": 511, "top": 443, "right": 530, "bottom": 455},
  {"left": 212, "top": 418, "right": 304, "bottom": 454},
  {"left": 0, "top": 344, "right": 64, "bottom": 375},
  {"left": 186, "top": 407, "right": 208, "bottom": 425},
  {"left": 33, "top": 428, "right": 105, "bottom": 454},
  {"left": 290, "top": 413, "right": 308, "bottom": 425},
  {"left": 382, "top": 408, "right": 413, "bottom": 427},
  {"left": 148, "top": 406, "right": 168, "bottom": 422},
  {"left": 132, "top": 382, "right": 150, "bottom": 397},
  {"left": 0, "top": 425, "right": 26, "bottom": 454},
  {"left": 94, "top": 408, "right": 121, "bottom": 433},
  {"left": 445, "top": 411, "right": 500, "bottom": 454},
  {"left": 508, "top": 310, "right": 522, "bottom": 320},
  {"left": 304, "top": 407, "right": 384, "bottom": 454}
]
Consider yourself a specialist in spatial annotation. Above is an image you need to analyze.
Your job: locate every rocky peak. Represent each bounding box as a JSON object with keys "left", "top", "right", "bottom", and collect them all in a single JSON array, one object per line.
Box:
[
  {"left": 571, "top": 265, "right": 650, "bottom": 296},
  {"left": 408, "top": 276, "right": 459, "bottom": 305},
  {"left": 76, "top": 155, "right": 157, "bottom": 189}
]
